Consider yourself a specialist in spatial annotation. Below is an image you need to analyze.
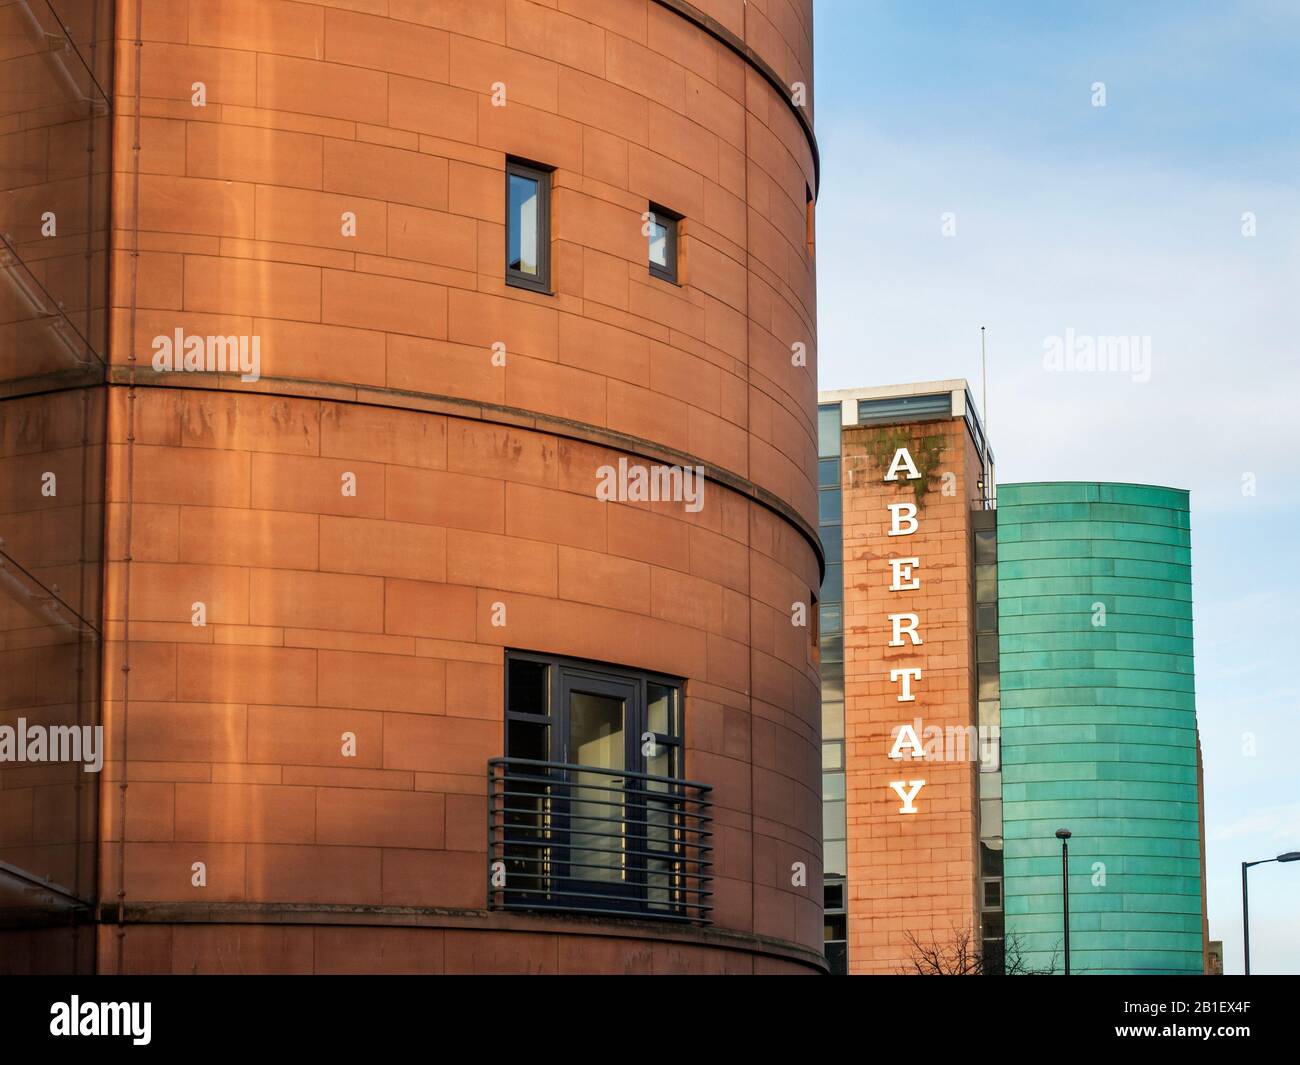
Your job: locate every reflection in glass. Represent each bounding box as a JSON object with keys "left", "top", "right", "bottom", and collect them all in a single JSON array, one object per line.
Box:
[
  {"left": 569, "top": 691, "right": 626, "bottom": 885},
  {"left": 818, "top": 404, "right": 841, "bottom": 457},
  {"left": 819, "top": 490, "right": 842, "bottom": 524},
  {"left": 648, "top": 217, "right": 668, "bottom": 269},
  {"left": 647, "top": 683, "right": 675, "bottom": 736},
  {"left": 508, "top": 173, "right": 540, "bottom": 276},
  {"left": 824, "top": 839, "right": 846, "bottom": 878}
]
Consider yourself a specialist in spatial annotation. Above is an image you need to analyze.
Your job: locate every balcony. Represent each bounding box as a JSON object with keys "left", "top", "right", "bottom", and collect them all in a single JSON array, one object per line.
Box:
[{"left": 487, "top": 757, "right": 713, "bottom": 924}]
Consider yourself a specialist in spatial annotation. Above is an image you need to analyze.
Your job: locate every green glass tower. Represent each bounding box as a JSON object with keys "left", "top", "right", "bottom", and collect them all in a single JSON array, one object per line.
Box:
[{"left": 997, "top": 483, "right": 1203, "bottom": 974}]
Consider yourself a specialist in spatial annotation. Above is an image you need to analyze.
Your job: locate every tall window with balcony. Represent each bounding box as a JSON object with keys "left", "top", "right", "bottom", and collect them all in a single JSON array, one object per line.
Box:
[{"left": 489, "top": 652, "right": 712, "bottom": 923}]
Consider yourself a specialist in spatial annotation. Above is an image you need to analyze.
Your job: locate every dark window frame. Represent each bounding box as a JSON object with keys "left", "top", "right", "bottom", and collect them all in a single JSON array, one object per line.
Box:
[
  {"left": 646, "top": 202, "right": 680, "bottom": 284},
  {"left": 505, "top": 159, "right": 552, "bottom": 294},
  {"left": 500, "top": 651, "right": 694, "bottom": 920},
  {"left": 505, "top": 650, "right": 684, "bottom": 775}
]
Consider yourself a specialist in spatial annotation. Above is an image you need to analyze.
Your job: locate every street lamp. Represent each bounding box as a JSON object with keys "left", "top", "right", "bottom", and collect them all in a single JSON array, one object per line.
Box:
[
  {"left": 1055, "top": 828, "right": 1072, "bottom": 976},
  {"left": 1242, "top": 850, "right": 1300, "bottom": 975}
]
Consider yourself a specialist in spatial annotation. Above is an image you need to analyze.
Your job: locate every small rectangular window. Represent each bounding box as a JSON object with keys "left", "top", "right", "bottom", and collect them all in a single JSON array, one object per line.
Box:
[
  {"left": 817, "top": 403, "right": 842, "bottom": 457},
  {"left": 506, "top": 159, "right": 550, "bottom": 292},
  {"left": 647, "top": 203, "right": 679, "bottom": 283}
]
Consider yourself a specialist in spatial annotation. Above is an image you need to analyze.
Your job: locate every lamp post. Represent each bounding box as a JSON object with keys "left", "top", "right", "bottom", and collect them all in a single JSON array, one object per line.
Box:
[
  {"left": 1055, "top": 828, "right": 1071, "bottom": 976},
  {"left": 1242, "top": 850, "right": 1300, "bottom": 975}
]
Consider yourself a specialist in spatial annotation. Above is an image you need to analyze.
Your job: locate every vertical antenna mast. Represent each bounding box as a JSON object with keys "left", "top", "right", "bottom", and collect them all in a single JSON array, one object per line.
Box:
[{"left": 981, "top": 326, "right": 990, "bottom": 509}]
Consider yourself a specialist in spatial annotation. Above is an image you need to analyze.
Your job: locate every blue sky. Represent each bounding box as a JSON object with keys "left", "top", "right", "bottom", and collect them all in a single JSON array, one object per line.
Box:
[{"left": 813, "top": 0, "right": 1300, "bottom": 974}]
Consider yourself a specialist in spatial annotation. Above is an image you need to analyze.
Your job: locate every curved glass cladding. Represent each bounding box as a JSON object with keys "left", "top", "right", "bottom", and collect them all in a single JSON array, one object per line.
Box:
[{"left": 997, "top": 483, "right": 1203, "bottom": 975}]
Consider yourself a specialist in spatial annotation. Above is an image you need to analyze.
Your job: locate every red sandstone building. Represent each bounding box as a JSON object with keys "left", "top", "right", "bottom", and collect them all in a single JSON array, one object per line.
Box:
[
  {"left": 1, "top": 0, "right": 824, "bottom": 974},
  {"left": 817, "top": 383, "right": 996, "bottom": 974}
]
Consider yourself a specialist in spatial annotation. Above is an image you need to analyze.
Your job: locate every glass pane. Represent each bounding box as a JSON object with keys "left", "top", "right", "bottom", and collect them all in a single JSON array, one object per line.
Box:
[
  {"left": 977, "top": 633, "right": 999, "bottom": 663},
  {"left": 818, "top": 457, "right": 840, "bottom": 487},
  {"left": 826, "top": 940, "right": 847, "bottom": 975},
  {"left": 819, "top": 633, "right": 843, "bottom": 666},
  {"left": 819, "top": 601, "right": 842, "bottom": 635},
  {"left": 820, "top": 561, "right": 842, "bottom": 601},
  {"left": 569, "top": 691, "right": 625, "bottom": 770},
  {"left": 821, "top": 741, "right": 843, "bottom": 770},
  {"left": 507, "top": 719, "right": 549, "bottom": 761},
  {"left": 819, "top": 490, "right": 841, "bottom": 523},
  {"left": 648, "top": 218, "right": 669, "bottom": 268},
  {"left": 647, "top": 743, "right": 675, "bottom": 780},
  {"left": 817, "top": 404, "right": 841, "bottom": 457},
  {"left": 820, "top": 523, "right": 842, "bottom": 563},
  {"left": 976, "top": 602, "right": 998, "bottom": 632},
  {"left": 823, "top": 800, "right": 845, "bottom": 840},
  {"left": 821, "top": 700, "right": 844, "bottom": 741},
  {"left": 974, "top": 528, "right": 997, "bottom": 565},
  {"left": 568, "top": 690, "right": 626, "bottom": 884},
  {"left": 857, "top": 392, "right": 950, "bottom": 425},
  {"left": 823, "top": 881, "right": 844, "bottom": 910},
  {"left": 647, "top": 682, "right": 676, "bottom": 737},
  {"left": 822, "top": 771, "right": 845, "bottom": 801},
  {"left": 824, "top": 840, "right": 846, "bottom": 878},
  {"left": 508, "top": 172, "right": 540, "bottom": 276},
  {"left": 975, "top": 563, "right": 997, "bottom": 601},
  {"left": 980, "top": 797, "right": 1002, "bottom": 835},
  {"left": 978, "top": 667, "right": 1000, "bottom": 700},
  {"left": 508, "top": 658, "right": 549, "bottom": 716}
]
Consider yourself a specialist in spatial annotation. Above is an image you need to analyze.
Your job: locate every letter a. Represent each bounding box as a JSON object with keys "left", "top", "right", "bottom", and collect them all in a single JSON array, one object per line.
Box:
[
  {"left": 884, "top": 447, "right": 920, "bottom": 481},
  {"left": 889, "top": 723, "right": 924, "bottom": 760}
]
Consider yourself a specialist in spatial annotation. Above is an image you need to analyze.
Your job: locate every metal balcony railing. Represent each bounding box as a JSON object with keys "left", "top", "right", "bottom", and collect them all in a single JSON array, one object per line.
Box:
[{"left": 487, "top": 757, "right": 713, "bottom": 924}]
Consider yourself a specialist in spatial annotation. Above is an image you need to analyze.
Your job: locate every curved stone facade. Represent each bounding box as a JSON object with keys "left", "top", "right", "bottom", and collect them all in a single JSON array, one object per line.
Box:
[
  {"left": 997, "top": 482, "right": 1202, "bottom": 975},
  {"left": 85, "top": 0, "right": 822, "bottom": 973}
]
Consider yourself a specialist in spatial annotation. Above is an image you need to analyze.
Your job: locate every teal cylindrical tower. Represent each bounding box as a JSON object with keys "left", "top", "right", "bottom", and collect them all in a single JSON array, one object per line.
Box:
[{"left": 997, "top": 483, "right": 1203, "bottom": 975}]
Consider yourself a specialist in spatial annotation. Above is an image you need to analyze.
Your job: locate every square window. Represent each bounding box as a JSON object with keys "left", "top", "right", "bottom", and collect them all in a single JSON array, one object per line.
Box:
[
  {"left": 818, "top": 456, "right": 840, "bottom": 487},
  {"left": 647, "top": 203, "right": 679, "bottom": 283},
  {"left": 819, "top": 490, "right": 842, "bottom": 524},
  {"left": 506, "top": 160, "right": 550, "bottom": 292},
  {"left": 819, "top": 601, "right": 842, "bottom": 636},
  {"left": 820, "top": 523, "right": 842, "bottom": 563}
]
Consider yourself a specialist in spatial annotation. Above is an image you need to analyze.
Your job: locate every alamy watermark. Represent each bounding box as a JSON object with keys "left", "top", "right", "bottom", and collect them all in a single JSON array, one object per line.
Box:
[
  {"left": 890, "top": 718, "right": 1001, "bottom": 770},
  {"left": 595, "top": 457, "right": 705, "bottom": 513},
  {"left": 1042, "top": 328, "right": 1151, "bottom": 383},
  {"left": 151, "top": 328, "right": 261, "bottom": 382},
  {"left": 0, "top": 719, "right": 103, "bottom": 772}
]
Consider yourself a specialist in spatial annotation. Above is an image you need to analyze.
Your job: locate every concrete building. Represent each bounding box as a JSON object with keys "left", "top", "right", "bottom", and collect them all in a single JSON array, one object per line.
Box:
[{"left": 1, "top": 0, "right": 825, "bottom": 975}]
